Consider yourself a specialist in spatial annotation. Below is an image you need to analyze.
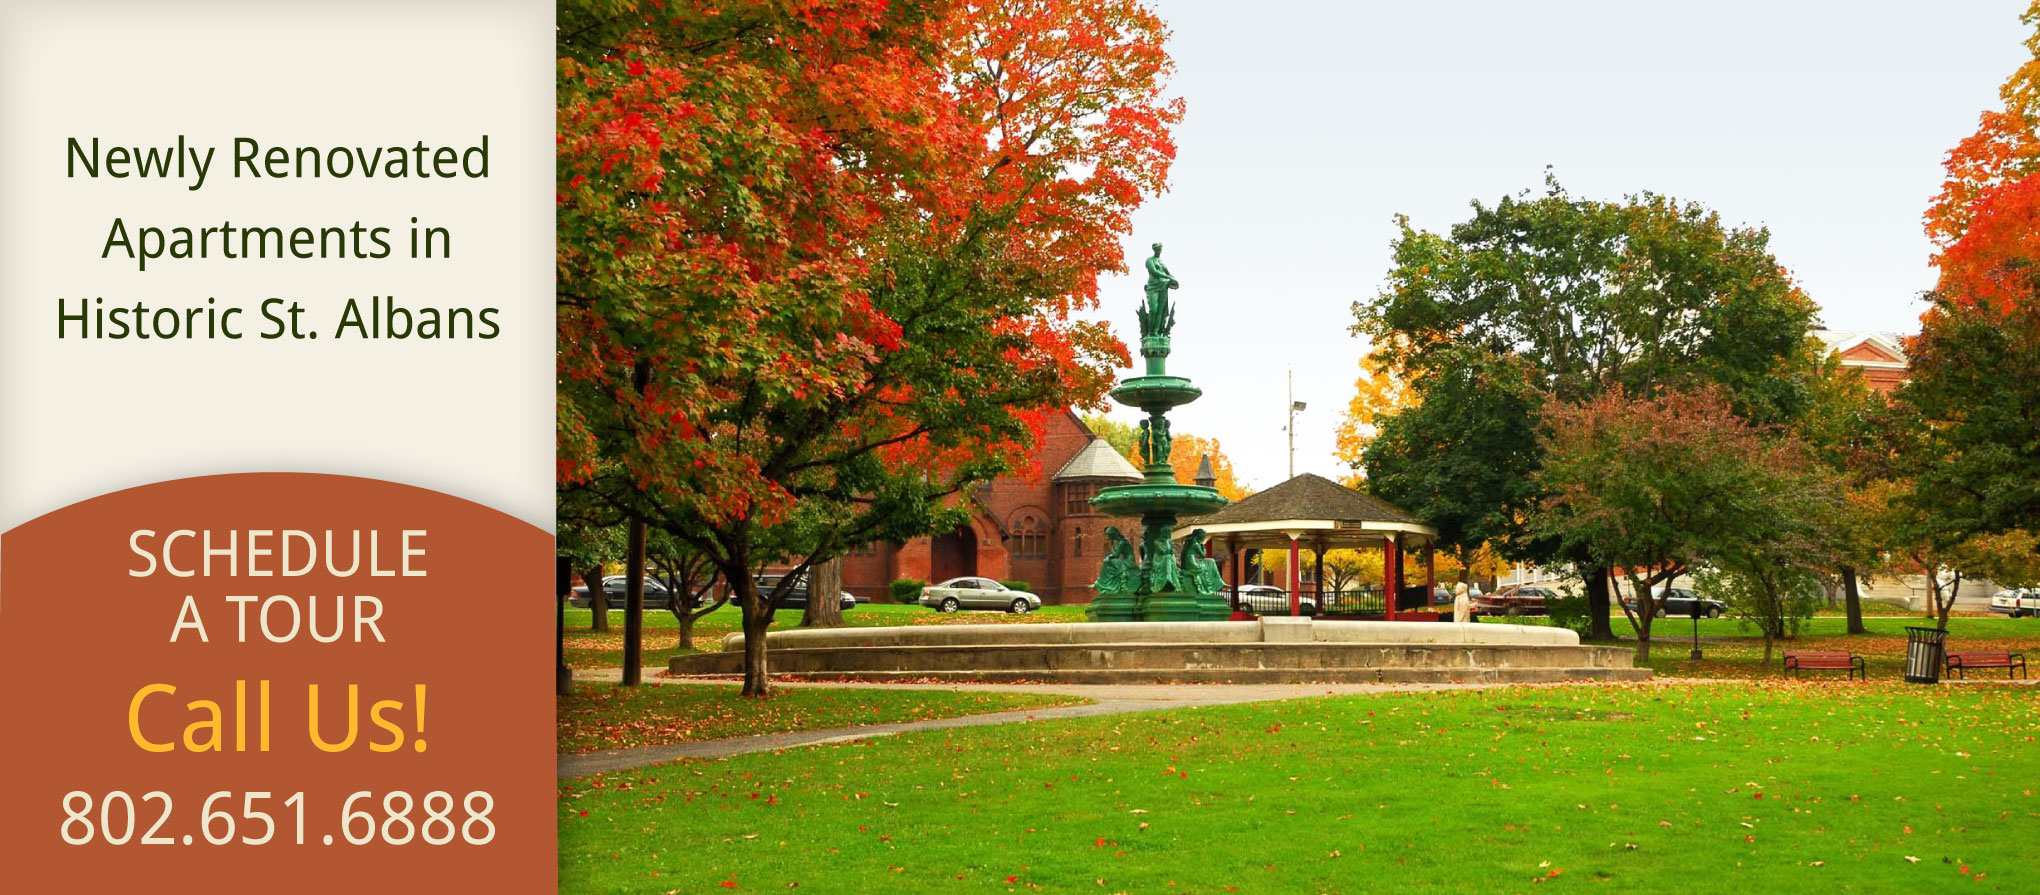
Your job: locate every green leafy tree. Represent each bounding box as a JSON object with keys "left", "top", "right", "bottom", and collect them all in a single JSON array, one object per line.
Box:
[
  {"left": 557, "top": 487, "right": 625, "bottom": 634},
  {"left": 646, "top": 528, "right": 729, "bottom": 653},
  {"left": 1532, "top": 386, "right": 1842, "bottom": 660},
  {"left": 1794, "top": 348, "right": 1893, "bottom": 635},
  {"left": 1354, "top": 176, "right": 1820, "bottom": 637},
  {"left": 1358, "top": 345, "right": 1542, "bottom": 586},
  {"left": 1694, "top": 563, "right": 1824, "bottom": 666}
]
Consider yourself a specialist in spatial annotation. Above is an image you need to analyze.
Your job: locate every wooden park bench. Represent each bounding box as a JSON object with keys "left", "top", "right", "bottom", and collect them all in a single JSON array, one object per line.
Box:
[
  {"left": 1784, "top": 651, "right": 1865, "bottom": 680},
  {"left": 1944, "top": 651, "right": 2028, "bottom": 679}
]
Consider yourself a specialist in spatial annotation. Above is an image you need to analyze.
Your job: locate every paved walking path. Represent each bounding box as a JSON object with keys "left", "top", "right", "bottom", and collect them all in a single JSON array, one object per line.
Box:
[{"left": 558, "top": 671, "right": 1597, "bottom": 778}]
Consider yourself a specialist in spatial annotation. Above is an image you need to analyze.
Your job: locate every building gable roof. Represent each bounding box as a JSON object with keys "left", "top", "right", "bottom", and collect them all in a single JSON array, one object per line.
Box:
[{"left": 1814, "top": 329, "right": 1908, "bottom": 364}]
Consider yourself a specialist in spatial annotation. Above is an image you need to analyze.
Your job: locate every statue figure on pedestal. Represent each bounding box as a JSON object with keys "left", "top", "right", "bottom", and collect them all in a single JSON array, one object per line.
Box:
[
  {"left": 1093, "top": 527, "right": 1140, "bottom": 594},
  {"left": 1180, "top": 529, "right": 1224, "bottom": 595},
  {"left": 1136, "top": 243, "right": 1179, "bottom": 339}
]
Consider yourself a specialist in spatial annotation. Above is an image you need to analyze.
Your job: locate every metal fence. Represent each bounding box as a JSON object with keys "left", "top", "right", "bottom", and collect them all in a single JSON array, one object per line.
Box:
[{"left": 1231, "top": 584, "right": 1431, "bottom": 617}]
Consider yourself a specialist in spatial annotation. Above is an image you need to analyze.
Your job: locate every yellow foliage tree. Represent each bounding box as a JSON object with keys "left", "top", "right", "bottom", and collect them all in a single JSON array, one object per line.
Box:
[{"left": 1334, "top": 354, "right": 1417, "bottom": 475}]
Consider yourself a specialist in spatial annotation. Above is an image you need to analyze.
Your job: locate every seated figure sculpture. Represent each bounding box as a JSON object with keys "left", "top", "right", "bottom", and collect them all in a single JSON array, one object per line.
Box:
[
  {"left": 1093, "top": 526, "right": 1140, "bottom": 595},
  {"left": 1179, "top": 528, "right": 1224, "bottom": 595}
]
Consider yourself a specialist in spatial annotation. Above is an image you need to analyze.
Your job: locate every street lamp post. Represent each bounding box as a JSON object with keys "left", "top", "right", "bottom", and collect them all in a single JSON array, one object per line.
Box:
[
  {"left": 1286, "top": 368, "right": 1306, "bottom": 479},
  {"left": 1690, "top": 603, "right": 1704, "bottom": 661}
]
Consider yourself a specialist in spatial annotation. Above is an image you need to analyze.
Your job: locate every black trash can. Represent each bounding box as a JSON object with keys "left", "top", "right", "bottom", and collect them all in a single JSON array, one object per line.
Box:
[{"left": 1903, "top": 626, "right": 1948, "bottom": 683}]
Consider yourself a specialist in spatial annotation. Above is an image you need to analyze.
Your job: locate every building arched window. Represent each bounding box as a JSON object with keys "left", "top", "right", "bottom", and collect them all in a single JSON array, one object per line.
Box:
[
  {"left": 1012, "top": 512, "right": 1048, "bottom": 559},
  {"left": 1071, "top": 526, "right": 1086, "bottom": 557}
]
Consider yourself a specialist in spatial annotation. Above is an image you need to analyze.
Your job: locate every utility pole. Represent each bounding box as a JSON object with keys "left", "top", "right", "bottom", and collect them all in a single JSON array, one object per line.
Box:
[{"left": 1286, "top": 369, "right": 1307, "bottom": 479}]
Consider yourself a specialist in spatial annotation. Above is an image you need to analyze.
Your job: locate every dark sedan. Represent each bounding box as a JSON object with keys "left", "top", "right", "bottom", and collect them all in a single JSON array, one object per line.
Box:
[
  {"left": 1620, "top": 587, "right": 1726, "bottom": 618},
  {"left": 755, "top": 574, "right": 858, "bottom": 612},
  {"left": 1655, "top": 587, "right": 1725, "bottom": 618},
  {"left": 569, "top": 575, "right": 676, "bottom": 610}
]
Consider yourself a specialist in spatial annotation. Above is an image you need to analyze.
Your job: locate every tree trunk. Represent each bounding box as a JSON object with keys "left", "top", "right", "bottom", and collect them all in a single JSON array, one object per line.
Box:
[
  {"left": 583, "top": 566, "right": 608, "bottom": 633},
  {"left": 1584, "top": 566, "right": 1615, "bottom": 641},
  {"left": 800, "top": 558, "right": 845, "bottom": 628},
  {"left": 621, "top": 519, "right": 647, "bottom": 686},
  {"left": 741, "top": 608, "right": 771, "bottom": 697},
  {"left": 1842, "top": 565, "right": 1866, "bottom": 635},
  {"left": 674, "top": 601, "right": 696, "bottom": 653},
  {"left": 1936, "top": 571, "right": 1961, "bottom": 631},
  {"left": 1622, "top": 575, "right": 1653, "bottom": 662},
  {"left": 556, "top": 593, "right": 573, "bottom": 697}
]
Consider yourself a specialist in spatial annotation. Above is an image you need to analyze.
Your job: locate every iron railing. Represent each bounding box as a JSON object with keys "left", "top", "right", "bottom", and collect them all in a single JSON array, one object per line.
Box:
[{"left": 1229, "top": 584, "right": 1445, "bottom": 617}]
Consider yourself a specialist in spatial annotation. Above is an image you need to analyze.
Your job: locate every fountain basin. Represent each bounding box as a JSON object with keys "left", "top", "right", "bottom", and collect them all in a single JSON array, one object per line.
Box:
[
  {"left": 667, "top": 618, "right": 1651, "bottom": 683},
  {"left": 1090, "top": 482, "right": 1229, "bottom": 518},
  {"left": 1110, "top": 375, "right": 1202, "bottom": 411}
]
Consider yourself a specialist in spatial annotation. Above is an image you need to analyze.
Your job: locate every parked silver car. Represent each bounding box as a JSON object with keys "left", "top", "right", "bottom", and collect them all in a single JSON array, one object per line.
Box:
[
  {"left": 1232, "top": 583, "right": 1315, "bottom": 615},
  {"left": 919, "top": 577, "right": 1042, "bottom": 614}
]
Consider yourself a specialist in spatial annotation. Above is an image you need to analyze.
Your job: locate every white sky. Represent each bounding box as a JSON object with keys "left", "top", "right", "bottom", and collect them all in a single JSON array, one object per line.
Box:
[{"left": 1083, "top": 0, "right": 2030, "bottom": 492}]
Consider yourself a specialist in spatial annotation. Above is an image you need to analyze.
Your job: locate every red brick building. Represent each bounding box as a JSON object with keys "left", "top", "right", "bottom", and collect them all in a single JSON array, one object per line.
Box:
[
  {"left": 837, "top": 411, "right": 1143, "bottom": 604},
  {"left": 1815, "top": 330, "right": 1909, "bottom": 393}
]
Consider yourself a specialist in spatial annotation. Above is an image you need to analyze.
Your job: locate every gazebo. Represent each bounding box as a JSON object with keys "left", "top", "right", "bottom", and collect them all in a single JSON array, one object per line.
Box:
[{"left": 1176, "top": 473, "right": 1442, "bottom": 620}]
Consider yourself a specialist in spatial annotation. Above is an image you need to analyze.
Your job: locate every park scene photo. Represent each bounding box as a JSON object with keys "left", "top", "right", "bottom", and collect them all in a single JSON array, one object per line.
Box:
[{"left": 554, "top": 1, "right": 2040, "bottom": 892}]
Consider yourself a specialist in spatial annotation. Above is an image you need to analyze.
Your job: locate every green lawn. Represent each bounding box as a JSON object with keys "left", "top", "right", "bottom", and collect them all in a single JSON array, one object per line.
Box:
[
  {"left": 560, "top": 682, "right": 2040, "bottom": 893},
  {"left": 556, "top": 681, "right": 1089, "bottom": 753},
  {"left": 561, "top": 603, "right": 1089, "bottom": 670}
]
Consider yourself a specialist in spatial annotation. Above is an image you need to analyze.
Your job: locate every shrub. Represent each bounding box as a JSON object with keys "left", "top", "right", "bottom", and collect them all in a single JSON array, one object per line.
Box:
[
  {"left": 998, "top": 579, "right": 1032, "bottom": 594},
  {"left": 889, "top": 579, "right": 926, "bottom": 603},
  {"left": 1545, "top": 587, "right": 1594, "bottom": 637}
]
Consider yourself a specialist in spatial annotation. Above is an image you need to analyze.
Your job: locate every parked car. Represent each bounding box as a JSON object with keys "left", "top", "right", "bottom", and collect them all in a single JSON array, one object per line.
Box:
[
  {"left": 570, "top": 575, "right": 675, "bottom": 610},
  {"left": 754, "top": 574, "right": 858, "bottom": 612},
  {"left": 1653, "top": 587, "right": 1726, "bottom": 618},
  {"left": 918, "top": 577, "right": 1043, "bottom": 614},
  {"left": 1990, "top": 587, "right": 2040, "bottom": 618},
  {"left": 1474, "top": 584, "right": 1557, "bottom": 616},
  {"left": 1231, "top": 583, "right": 1315, "bottom": 615}
]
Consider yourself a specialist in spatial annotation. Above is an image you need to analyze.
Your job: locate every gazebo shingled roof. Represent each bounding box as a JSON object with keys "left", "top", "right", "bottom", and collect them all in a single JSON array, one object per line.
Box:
[{"left": 1174, "top": 472, "right": 1436, "bottom": 549}]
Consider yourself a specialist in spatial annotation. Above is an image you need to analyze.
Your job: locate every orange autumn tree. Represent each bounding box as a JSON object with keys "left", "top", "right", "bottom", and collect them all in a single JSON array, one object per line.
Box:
[
  {"left": 1925, "top": 0, "right": 2040, "bottom": 246},
  {"left": 1085, "top": 414, "right": 1250, "bottom": 501},
  {"left": 1146, "top": 434, "right": 1249, "bottom": 501},
  {"left": 557, "top": 0, "right": 1181, "bottom": 695},
  {"left": 1896, "top": 3, "right": 2040, "bottom": 629}
]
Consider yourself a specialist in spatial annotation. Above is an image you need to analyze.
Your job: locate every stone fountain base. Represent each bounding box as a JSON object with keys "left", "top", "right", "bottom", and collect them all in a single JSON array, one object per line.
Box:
[{"left": 667, "top": 618, "right": 1651, "bottom": 684}]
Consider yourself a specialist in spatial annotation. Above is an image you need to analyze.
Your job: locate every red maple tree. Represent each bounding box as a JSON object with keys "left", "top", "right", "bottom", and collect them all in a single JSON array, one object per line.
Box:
[{"left": 557, "top": 0, "right": 1180, "bottom": 695}]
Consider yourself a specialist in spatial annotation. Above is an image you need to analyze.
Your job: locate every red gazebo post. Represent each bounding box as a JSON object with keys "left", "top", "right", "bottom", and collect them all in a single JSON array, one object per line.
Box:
[{"left": 1383, "top": 532, "right": 1401, "bottom": 621}]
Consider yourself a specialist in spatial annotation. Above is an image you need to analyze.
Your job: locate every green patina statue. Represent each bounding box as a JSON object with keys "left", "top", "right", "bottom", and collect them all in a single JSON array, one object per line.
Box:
[
  {"left": 1086, "top": 238, "right": 1231, "bottom": 622},
  {"left": 1135, "top": 242, "right": 1178, "bottom": 339},
  {"left": 1093, "top": 527, "right": 1140, "bottom": 595},
  {"left": 1180, "top": 528, "right": 1225, "bottom": 595},
  {"left": 1141, "top": 520, "right": 1181, "bottom": 594},
  {"left": 1134, "top": 414, "right": 1173, "bottom": 468}
]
